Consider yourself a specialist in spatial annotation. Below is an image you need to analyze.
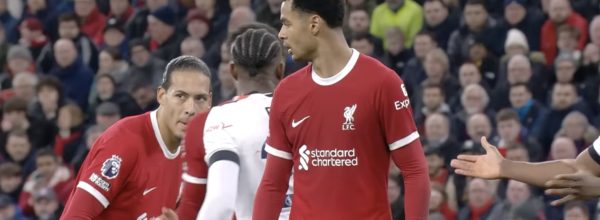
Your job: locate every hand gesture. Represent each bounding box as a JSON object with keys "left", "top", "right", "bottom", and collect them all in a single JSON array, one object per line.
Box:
[
  {"left": 545, "top": 166, "right": 600, "bottom": 206},
  {"left": 450, "top": 137, "right": 504, "bottom": 179}
]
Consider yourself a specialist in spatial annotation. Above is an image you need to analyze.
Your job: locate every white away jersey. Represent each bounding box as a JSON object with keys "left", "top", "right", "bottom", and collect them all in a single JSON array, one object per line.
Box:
[{"left": 203, "top": 93, "right": 292, "bottom": 220}]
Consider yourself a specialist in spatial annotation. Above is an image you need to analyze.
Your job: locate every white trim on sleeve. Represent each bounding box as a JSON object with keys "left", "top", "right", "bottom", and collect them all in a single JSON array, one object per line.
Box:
[
  {"left": 389, "top": 131, "right": 420, "bottom": 151},
  {"left": 265, "top": 144, "right": 293, "bottom": 160},
  {"left": 182, "top": 173, "right": 207, "bottom": 184},
  {"left": 593, "top": 136, "right": 600, "bottom": 153},
  {"left": 77, "top": 181, "right": 110, "bottom": 208}
]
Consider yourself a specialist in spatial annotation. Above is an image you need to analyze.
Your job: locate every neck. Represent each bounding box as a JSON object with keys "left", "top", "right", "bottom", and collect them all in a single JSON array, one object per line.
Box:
[
  {"left": 312, "top": 30, "right": 353, "bottom": 78},
  {"left": 237, "top": 79, "right": 276, "bottom": 95},
  {"left": 155, "top": 109, "right": 180, "bottom": 152}
]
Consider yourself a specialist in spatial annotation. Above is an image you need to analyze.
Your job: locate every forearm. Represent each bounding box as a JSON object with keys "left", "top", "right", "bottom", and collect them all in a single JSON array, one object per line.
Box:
[
  {"left": 252, "top": 155, "right": 293, "bottom": 220},
  {"left": 391, "top": 141, "right": 430, "bottom": 220},
  {"left": 60, "top": 189, "right": 104, "bottom": 219},
  {"left": 176, "top": 179, "right": 206, "bottom": 220},
  {"left": 197, "top": 161, "right": 239, "bottom": 220},
  {"left": 501, "top": 159, "right": 577, "bottom": 187}
]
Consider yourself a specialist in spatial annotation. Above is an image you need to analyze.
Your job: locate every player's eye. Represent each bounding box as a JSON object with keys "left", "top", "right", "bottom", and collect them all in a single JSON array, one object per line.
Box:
[{"left": 175, "top": 94, "right": 186, "bottom": 100}]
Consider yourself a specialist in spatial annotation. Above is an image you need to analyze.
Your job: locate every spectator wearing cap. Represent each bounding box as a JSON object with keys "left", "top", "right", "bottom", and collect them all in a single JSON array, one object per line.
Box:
[
  {"left": 0, "top": 162, "right": 24, "bottom": 202},
  {"left": 498, "top": 0, "right": 545, "bottom": 52},
  {"left": 146, "top": 5, "right": 183, "bottom": 62},
  {"left": 49, "top": 38, "right": 94, "bottom": 111},
  {"left": 102, "top": 17, "right": 129, "bottom": 59},
  {"left": 370, "top": 0, "right": 423, "bottom": 49},
  {"left": 0, "top": 0, "right": 18, "bottom": 43},
  {"left": 447, "top": 0, "right": 502, "bottom": 67},
  {"left": 32, "top": 187, "right": 62, "bottom": 220},
  {"left": 540, "top": 0, "right": 588, "bottom": 66},
  {"left": 127, "top": 0, "right": 169, "bottom": 39},
  {"left": 499, "top": 29, "right": 546, "bottom": 84},
  {"left": 122, "top": 39, "right": 166, "bottom": 93},
  {"left": 74, "top": 0, "right": 107, "bottom": 46},
  {"left": 185, "top": 8, "right": 210, "bottom": 44},
  {"left": 1, "top": 45, "right": 35, "bottom": 90},
  {"left": 256, "top": 0, "right": 283, "bottom": 30},
  {"left": 422, "top": 0, "right": 459, "bottom": 50},
  {"left": 19, "top": 17, "right": 49, "bottom": 60},
  {"left": 0, "top": 194, "right": 27, "bottom": 220},
  {"left": 19, "top": 149, "right": 74, "bottom": 216},
  {"left": 94, "top": 102, "right": 121, "bottom": 129},
  {"left": 89, "top": 74, "right": 141, "bottom": 119},
  {"left": 23, "top": 0, "right": 60, "bottom": 41},
  {"left": 38, "top": 12, "right": 100, "bottom": 74}
]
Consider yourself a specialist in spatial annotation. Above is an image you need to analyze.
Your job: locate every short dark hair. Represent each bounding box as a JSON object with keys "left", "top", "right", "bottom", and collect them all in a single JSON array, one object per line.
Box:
[
  {"left": 58, "top": 12, "right": 80, "bottom": 26},
  {"left": 465, "top": 0, "right": 486, "bottom": 8},
  {"left": 557, "top": 24, "right": 581, "bottom": 40},
  {"left": 101, "top": 47, "right": 123, "bottom": 61},
  {"left": 35, "top": 148, "right": 59, "bottom": 161},
  {"left": 36, "top": 75, "right": 63, "bottom": 97},
  {"left": 3, "top": 97, "right": 28, "bottom": 113},
  {"left": 424, "top": 0, "right": 449, "bottom": 9},
  {"left": 96, "top": 73, "right": 117, "bottom": 86},
  {"left": 416, "top": 30, "right": 437, "bottom": 43},
  {"left": 496, "top": 108, "right": 520, "bottom": 123},
  {"left": 351, "top": 32, "right": 374, "bottom": 45},
  {"left": 422, "top": 81, "right": 444, "bottom": 96},
  {"left": 0, "top": 162, "right": 21, "bottom": 178},
  {"left": 231, "top": 29, "right": 283, "bottom": 77},
  {"left": 129, "top": 38, "right": 148, "bottom": 52},
  {"left": 291, "top": 0, "right": 346, "bottom": 28},
  {"left": 509, "top": 82, "right": 531, "bottom": 93},
  {"left": 160, "top": 56, "right": 211, "bottom": 90}
]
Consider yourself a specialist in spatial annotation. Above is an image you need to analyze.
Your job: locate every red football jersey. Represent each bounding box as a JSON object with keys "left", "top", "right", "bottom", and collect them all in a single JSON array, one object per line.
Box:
[
  {"left": 62, "top": 111, "right": 182, "bottom": 219},
  {"left": 265, "top": 50, "right": 420, "bottom": 219}
]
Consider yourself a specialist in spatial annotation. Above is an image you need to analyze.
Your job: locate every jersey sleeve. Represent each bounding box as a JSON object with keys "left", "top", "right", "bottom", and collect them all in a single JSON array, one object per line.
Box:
[
  {"left": 265, "top": 88, "right": 293, "bottom": 160},
  {"left": 203, "top": 108, "right": 240, "bottom": 166},
  {"left": 182, "top": 113, "right": 209, "bottom": 185},
  {"left": 588, "top": 136, "right": 600, "bottom": 165},
  {"left": 75, "top": 134, "right": 139, "bottom": 208},
  {"left": 378, "top": 72, "right": 420, "bottom": 151}
]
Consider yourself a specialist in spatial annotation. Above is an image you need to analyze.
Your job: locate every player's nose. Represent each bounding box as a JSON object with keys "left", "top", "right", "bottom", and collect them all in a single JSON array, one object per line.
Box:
[{"left": 182, "top": 98, "right": 197, "bottom": 116}]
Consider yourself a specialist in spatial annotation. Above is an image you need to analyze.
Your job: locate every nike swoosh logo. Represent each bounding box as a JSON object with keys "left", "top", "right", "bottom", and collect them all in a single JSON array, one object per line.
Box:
[
  {"left": 143, "top": 187, "right": 157, "bottom": 196},
  {"left": 292, "top": 116, "right": 310, "bottom": 128}
]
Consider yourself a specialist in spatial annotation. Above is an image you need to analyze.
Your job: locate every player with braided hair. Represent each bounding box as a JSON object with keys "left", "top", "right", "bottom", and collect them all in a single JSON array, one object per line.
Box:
[{"left": 174, "top": 24, "right": 288, "bottom": 220}]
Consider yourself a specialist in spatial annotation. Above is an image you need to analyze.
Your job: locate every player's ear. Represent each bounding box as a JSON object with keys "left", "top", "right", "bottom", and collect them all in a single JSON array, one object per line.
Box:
[
  {"left": 309, "top": 15, "right": 320, "bottom": 35},
  {"left": 157, "top": 86, "right": 166, "bottom": 105},
  {"left": 229, "top": 61, "right": 239, "bottom": 81}
]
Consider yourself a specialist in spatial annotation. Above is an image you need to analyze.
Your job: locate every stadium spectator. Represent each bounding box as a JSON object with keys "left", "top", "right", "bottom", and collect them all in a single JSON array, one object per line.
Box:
[
  {"left": 414, "top": 83, "right": 451, "bottom": 129},
  {"left": 492, "top": 55, "right": 546, "bottom": 110},
  {"left": 96, "top": 48, "right": 130, "bottom": 87},
  {"left": 549, "top": 136, "right": 577, "bottom": 160},
  {"left": 493, "top": 108, "right": 544, "bottom": 161},
  {"left": 457, "top": 178, "right": 499, "bottom": 219},
  {"left": 185, "top": 9, "right": 210, "bottom": 45},
  {"left": 28, "top": 76, "right": 64, "bottom": 127},
  {"left": 488, "top": 180, "right": 545, "bottom": 219},
  {"left": 3, "top": 131, "right": 35, "bottom": 179},
  {"left": 370, "top": 0, "right": 423, "bottom": 48},
  {"left": 70, "top": 125, "right": 104, "bottom": 174},
  {"left": 49, "top": 39, "right": 93, "bottom": 111},
  {"left": 582, "top": 43, "right": 600, "bottom": 68},
  {"left": 556, "top": 25, "right": 583, "bottom": 61},
  {"left": 89, "top": 74, "right": 141, "bottom": 118},
  {"left": 540, "top": 0, "right": 588, "bottom": 65},
  {"left": 102, "top": 17, "right": 129, "bottom": 59},
  {"left": 74, "top": 0, "right": 107, "bottom": 45},
  {"left": 0, "top": 162, "right": 23, "bottom": 202},
  {"left": 214, "top": 59, "right": 236, "bottom": 105},
  {"left": 93, "top": 102, "right": 121, "bottom": 129},
  {"left": 454, "top": 84, "right": 494, "bottom": 142},
  {"left": 447, "top": 0, "right": 502, "bottom": 66},
  {"left": 351, "top": 32, "right": 378, "bottom": 59},
  {"left": 505, "top": 144, "right": 531, "bottom": 162},
  {"left": 590, "top": 16, "right": 600, "bottom": 49},
  {"left": 0, "top": 0, "right": 18, "bottom": 43},
  {"left": 2, "top": 46, "right": 35, "bottom": 90},
  {"left": 130, "top": 83, "right": 158, "bottom": 112},
  {"left": 422, "top": 0, "right": 459, "bottom": 50},
  {"left": 18, "top": 18, "right": 48, "bottom": 62},
  {"left": 345, "top": 7, "right": 384, "bottom": 55},
  {"left": 31, "top": 187, "right": 62, "bottom": 220},
  {"left": 11, "top": 73, "right": 38, "bottom": 106},
  {"left": 563, "top": 201, "right": 590, "bottom": 220},
  {"left": 420, "top": 48, "right": 459, "bottom": 103},
  {"left": 381, "top": 27, "right": 411, "bottom": 75},
  {"left": 127, "top": 0, "right": 168, "bottom": 39},
  {"left": 38, "top": 12, "right": 100, "bottom": 73},
  {"left": 508, "top": 83, "right": 548, "bottom": 138},
  {"left": 467, "top": 39, "right": 499, "bottom": 85},
  {"left": 227, "top": 6, "right": 256, "bottom": 36},
  {"left": 404, "top": 32, "right": 437, "bottom": 97},
  {"left": 388, "top": 175, "right": 405, "bottom": 220},
  {"left": 498, "top": 0, "right": 545, "bottom": 51},
  {"left": 423, "top": 113, "right": 460, "bottom": 167},
  {"left": 429, "top": 183, "right": 457, "bottom": 220},
  {"left": 426, "top": 147, "right": 450, "bottom": 185},
  {"left": 1, "top": 97, "right": 53, "bottom": 150},
  {"left": 0, "top": 194, "right": 26, "bottom": 220},
  {"left": 180, "top": 37, "right": 205, "bottom": 59},
  {"left": 556, "top": 111, "right": 599, "bottom": 153},
  {"left": 449, "top": 63, "right": 486, "bottom": 110},
  {"left": 553, "top": 53, "right": 582, "bottom": 87},
  {"left": 461, "top": 113, "right": 493, "bottom": 154},
  {"left": 53, "top": 103, "right": 84, "bottom": 164},
  {"left": 108, "top": 0, "right": 135, "bottom": 26},
  {"left": 147, "top": 6, "right": 183, "bottom": 62},
  {"left": 19, "top": 149, "right": 74, "bottom": 216},
  {"left": 256, "top": 0, "right": 283, "bottom": 30},
  {"left": 123, "top": 39, "right": 166, "bottom": 93}
]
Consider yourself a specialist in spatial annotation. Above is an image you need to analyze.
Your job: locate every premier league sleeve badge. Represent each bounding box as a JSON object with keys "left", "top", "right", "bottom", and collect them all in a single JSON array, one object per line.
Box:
[{"left": 101, "top": 155, "right": 122, "bottom": 179}]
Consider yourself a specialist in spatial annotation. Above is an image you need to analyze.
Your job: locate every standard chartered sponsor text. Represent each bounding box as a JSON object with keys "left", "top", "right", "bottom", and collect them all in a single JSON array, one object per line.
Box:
[{"left": 310, "top": 148, "right": 358, "bottom": 167}]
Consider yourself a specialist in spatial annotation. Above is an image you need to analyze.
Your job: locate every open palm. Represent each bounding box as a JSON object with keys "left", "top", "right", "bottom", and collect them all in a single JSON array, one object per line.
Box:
[{"left": 450, "top": 137, "right": 504, "bottom": 179}]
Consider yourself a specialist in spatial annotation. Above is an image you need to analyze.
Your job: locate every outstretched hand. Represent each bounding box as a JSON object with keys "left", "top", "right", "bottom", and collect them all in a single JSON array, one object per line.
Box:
[
  {"left": 156, "top": 208, "right": 178, "bottom": 220},
  {"left": 450, "top": 137, "right": 504, "bottom": 179}
]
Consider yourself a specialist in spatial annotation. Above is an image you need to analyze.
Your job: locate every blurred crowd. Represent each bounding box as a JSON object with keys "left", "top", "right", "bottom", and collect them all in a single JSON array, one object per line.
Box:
[{"left": 0, "top": 0, "right": 597, "bottom": 219}]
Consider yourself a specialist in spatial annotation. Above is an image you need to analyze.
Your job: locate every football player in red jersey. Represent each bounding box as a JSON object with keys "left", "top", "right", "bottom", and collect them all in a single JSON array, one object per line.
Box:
[
  {"left": 253, "top": 0, "right": 430, "bottom": 219},
  {"left": 60, "top": 56, "right": 212, "bottom": 219}
]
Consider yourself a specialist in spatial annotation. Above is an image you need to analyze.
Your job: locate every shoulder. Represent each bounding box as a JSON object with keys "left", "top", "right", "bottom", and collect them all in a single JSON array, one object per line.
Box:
[
  {"left": 96, "top": 114, "right": 148, "bottom": 151},
  {"left": 272, "top": 65, "right": 311, "bottom": 97},
  {"left": 405, "top": 0, "right": 422, "bottom": 10},
  {"left": 356, "top": 54, "right": 401, "bottom": 83}
]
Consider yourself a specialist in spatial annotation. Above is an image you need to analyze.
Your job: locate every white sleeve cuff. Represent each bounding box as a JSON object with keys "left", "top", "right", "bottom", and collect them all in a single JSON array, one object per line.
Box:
[
  {"left": 389, "top": 131, "right": 420, "bottom": 151},
  {"left": 265, "top": 144, "right": 292, "bottom": 160},
  {"left": 182, "top": 173, "right": 207, "bottom": 184},
  {"left": 77, "top": 181, "right": 110, "bottom": 208}
]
